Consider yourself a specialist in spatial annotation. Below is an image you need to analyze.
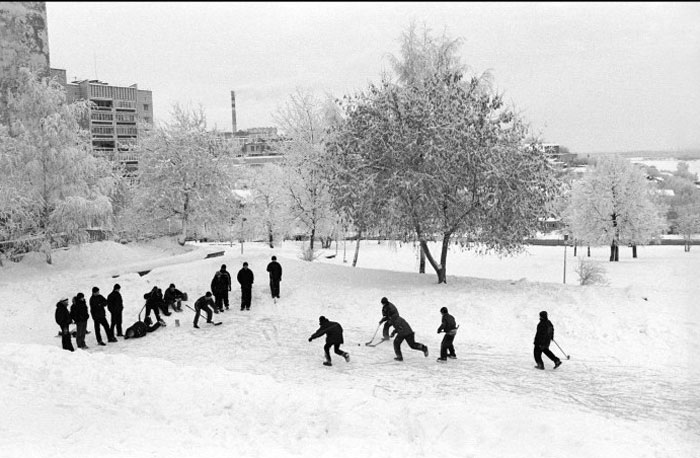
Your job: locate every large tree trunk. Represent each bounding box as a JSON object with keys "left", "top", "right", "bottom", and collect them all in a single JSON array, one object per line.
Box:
[
  {"left": 419, "top": 234, "right": 450, "bottom": 284},
  {"left": 309, "top": 227, "right": 315, "bottom": 251},
  {"left": 587, "top": 246, "right": 591, "bottom": 257},
  {"left": 352, "top": 229, "right": 362, "bottom": 267},
  {"left": 267, "top": 221, "right": 274, "bottom": 248},
  {"left": 632, "top": 245, "right": 637, "bottom": 258},
  {"left": 573, "top": 241, "right": 577, "bottom": 257}
]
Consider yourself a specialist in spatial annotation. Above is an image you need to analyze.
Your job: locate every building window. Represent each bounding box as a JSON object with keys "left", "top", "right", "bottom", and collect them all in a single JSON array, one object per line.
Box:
[{"left": 143, "top": 104, "right": 149, "bottom": 111}]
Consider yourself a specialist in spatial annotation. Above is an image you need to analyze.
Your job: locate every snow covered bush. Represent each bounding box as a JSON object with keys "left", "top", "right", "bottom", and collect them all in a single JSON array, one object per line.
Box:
[
  {"left": 299, "top": 245, "right": 320, "bottom": 262},
  {"left": 575, "top": 258, "right": 609, "bottom": 286}
]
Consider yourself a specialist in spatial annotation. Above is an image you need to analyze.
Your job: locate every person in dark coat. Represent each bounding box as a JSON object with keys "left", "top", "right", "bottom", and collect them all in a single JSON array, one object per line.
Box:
[
  {"left": 70, "top": 292, "right": 90, "bottom": 349},
  {"left": 164, "top": 283, "right": 184, "bottom": 313},
  {"left": 436, "top": 307, "right": 458, "bottom": 362},
  {"left": 237, "top": 262, "right": 254, "bottom": 311},
  {"left": 211, "top": 264, "right": 232, "bottom": 312},
  {"left": 143, "top": 286, "right": 164, "bottom": 323},
  {"left": 266, "top": 256, "right": 282, "bottom": 300},
  {"left": 90, "top": 286, "right": 117, "bottom": 345},
  {"left": 390, "top": 315, "right": 429, "bottom": 361},
  {"left": 55, "top": 298, "right": 74, "bottom": 352},
  {"left": 533, "top": 311, "right": 562, "bottom": 370},
  {"left": 379, "top": 297, "right": 399, "bottom": 340},
  {"left": 308, "top": 316, "right": 349, "bottom": 366},
  {"left": 107, "top": 283, "right": 124, "bottom": 337},
  {"left": 193, "top": 291, "right": 216, "bottom": 328},
  {"left": 124, "top": 316, "right": 162, "bottom": 339}
]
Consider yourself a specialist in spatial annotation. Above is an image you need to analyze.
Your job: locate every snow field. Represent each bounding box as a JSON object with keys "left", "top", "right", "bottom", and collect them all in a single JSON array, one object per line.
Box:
[{"left": 0, "top": 239, "right": 698, "bottom": 457}]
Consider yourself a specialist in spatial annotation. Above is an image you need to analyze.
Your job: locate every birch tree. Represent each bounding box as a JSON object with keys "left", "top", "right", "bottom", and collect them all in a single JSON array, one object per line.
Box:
[
  {"left": 275, "top": 90, "right": 336, "bottom": 251},
  {"left": 0, "top": 68, "right": 116, "bottom": 263},
  {"left": 132, "top": 105, "right": 240, "bottom": 245}
]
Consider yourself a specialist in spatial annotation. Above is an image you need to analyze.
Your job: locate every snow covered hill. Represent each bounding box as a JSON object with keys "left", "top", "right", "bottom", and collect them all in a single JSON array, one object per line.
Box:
[{"left": 0, "top": 239, "right": 698, "bottom": 457}]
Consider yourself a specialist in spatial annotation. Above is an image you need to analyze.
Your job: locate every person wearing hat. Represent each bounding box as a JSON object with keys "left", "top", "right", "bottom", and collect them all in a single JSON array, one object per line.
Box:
[
  {"left": 237, "top": 261, "right": 254, "bottom": 311},
  {"left": 124, "top": 316, "right": 162, "bottom": 339},
  {"left": 70, "top": 292, "right": 90, "bottom": 349},
  {"left": 308, "top": 316, "right": 349, "bottom": 366},
  {"left": 533, "top": 311, "right": 562, "bottom": 370},
  {"left": 164, "top": 283, "right": 185, "bottom": 313},
  {"left": 193, "top": 292, "right": 216, "bottom": 328},
  {"left": 90, "top": 286, "right": 117, "bottom": 346},
  {"left": 211, "top": 264, "right": 232, "bottom": 312},
  {"left": 55, "top": 298, "right": 74, "bottom": 352},
  {"left": 436, "top": 307, "right": 458, "bottom": 362},
  {"left": 378, "top": 297, "right": 399, "bottom": 341},
  {"left": 389, "top": 314, "right": 429, "bottom": 361},
  {"left": 143, "top": 286, "right": 165, "bottom": 323},
  {"left": 266, "top": 256, "right": 282, "bottom": 301},
  {"left": 107, "top": 284, "right": 124, "bottom": 338}
]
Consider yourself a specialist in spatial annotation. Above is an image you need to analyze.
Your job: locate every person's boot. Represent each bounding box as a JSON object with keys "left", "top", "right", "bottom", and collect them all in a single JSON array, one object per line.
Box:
[
  {"left": 323, "top": 359, "right": 332, "bottom": 366},
  {"left": 193, "top": 324, "right": 199, "bottom": 329},
  {"left": 535, "top": 364, "right": 545, "bottom": 370},
  {"left": 394, "top": 356, "right": 403, "bottom": 361},
  {"left": 554, "top": 360, "right": 562, "bottom": 369},
  {"left": 423, "top": 346, "right": 429, "bottom": 357},
  {"left": 343, "top": 353, "right": 350, "bottom": 363},
  {"left": 437, "top": 357, "right": 447, "bottom": 362}
]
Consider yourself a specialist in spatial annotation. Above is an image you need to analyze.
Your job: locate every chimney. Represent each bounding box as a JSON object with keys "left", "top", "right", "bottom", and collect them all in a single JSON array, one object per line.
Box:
[{"left": 230, "top": 90, "right": 237, "bottom": 134}]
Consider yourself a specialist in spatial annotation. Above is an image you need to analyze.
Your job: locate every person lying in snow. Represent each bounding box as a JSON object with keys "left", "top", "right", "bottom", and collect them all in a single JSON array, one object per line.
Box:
[
  {"left": 308, "top": 316, "right": 350, "bottom": 366},
  {"left": 124, "top": 316, "right": 163, "bottom": 339}
]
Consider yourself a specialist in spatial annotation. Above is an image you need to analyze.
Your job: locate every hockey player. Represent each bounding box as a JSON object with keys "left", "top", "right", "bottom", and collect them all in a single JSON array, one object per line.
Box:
[
  {"left": 389, "top": 315, "right": 429, "bottom": 361},
  {"left": 436, "top": 306, "right": 458, "bottom": 362},
  {"left": 378, "top": 297, "right": 399, "bottom": 341},
  {"left": 70, "top": 292, "right": 90, "bottom": 349},
  {"left": 266, "top": 256, "right": 282, "bottom": 300},
  {"left": 193, "top": 292, "right": 216, "bottom": 328},
  {"left": 164, "top": 283, "right": 185, "bottom": 313},
  {"left": 308, "top": 316, "right": 350, "bottom": 367},
  {"left": 533, "top": 311, "right": 562, "bottom": 370},
  {"left": 211, "top": 265, "right": 232, "bottom": 312},
  {"left": 237, "top": 262, "right": 254, "bottom": 311}
]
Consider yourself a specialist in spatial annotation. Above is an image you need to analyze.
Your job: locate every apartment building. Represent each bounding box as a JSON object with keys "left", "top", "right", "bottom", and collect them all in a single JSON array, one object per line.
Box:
[{"left": 50, "top": 67, "right": 153, "bottom": 173}]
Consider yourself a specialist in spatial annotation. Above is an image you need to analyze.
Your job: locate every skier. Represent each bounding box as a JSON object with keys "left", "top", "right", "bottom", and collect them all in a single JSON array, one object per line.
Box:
[
  {"left": 107, "top": 283, "right": 124, "bottom": 337},
  {"left": 237, "top": 261, "right": 254, "bottom": 311},
  {"left": 193, "top": 291, "right": 216, "bottom": 328},
  {"left": 436, "top": 306, "right": 458, "bottom": 362},
  {"left": 389, "top": 314, "right": 429, "bottom": 361},
  {"left": 163, "top": 283, "right": 184, "bottom": 313},
  {"left": 55, "top": 298, "right": 74, "bottom": 352},
  {"left": 210, "top": 264, "right": 232, "bottom": 312},
  {"left": 266, "top": 256, "right": 282, "bottom": 300},
  {"left": 143, "top": 286, "right": 165, "bottom": 323},
  {"left": 308, "top": 316, "right": 350, "bottom": 366},
  {"left": 124, "top": 316, "right": 162, "bottom": 339},
  {"left": 379, "top": 297, "right": 399, "bottom": 341},
  {"left": 90, "top": 286, "right": 117, "bottom": 346},
  {"left": 70, "top": 292, "right": 90, "bottom": 349},
  {"left": 533, "top": 311, "right": 562, "bottom": 370}
]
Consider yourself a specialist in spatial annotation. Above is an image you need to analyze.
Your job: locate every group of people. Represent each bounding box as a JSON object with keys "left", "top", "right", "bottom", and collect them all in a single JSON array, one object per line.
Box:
[
  {"left": 55, "top": 257, "right": 284, "bottom": 348},
  {"left": 54, "top": 284, "right": 124, "bottom": 351},
  {"left": 307, "top": 297, "right": 563, "bottom": 370},
  {"left": 55, "top": 255, "right": 562, "bottom": 371}
]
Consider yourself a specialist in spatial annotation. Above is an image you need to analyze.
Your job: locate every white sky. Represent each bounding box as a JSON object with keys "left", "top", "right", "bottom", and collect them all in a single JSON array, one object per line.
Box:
[{"left": 45, "top": 2, "right": 700, "bottom": 154}]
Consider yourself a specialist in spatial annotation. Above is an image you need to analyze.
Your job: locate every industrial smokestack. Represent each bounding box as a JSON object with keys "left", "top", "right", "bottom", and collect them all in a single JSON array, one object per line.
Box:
[{"left": 230, "top": 90, "right": 237, "bottom": 134}]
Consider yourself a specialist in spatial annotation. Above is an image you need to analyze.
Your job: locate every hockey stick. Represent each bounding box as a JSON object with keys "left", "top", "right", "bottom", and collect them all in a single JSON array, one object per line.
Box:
[
  {"left": 552, "top": 339, "right": 571, "bottom": 360},
  {"left": 365, "top": 322, "right": 383, "bottom": 346},
  {"left": 185, "top": 303, "right": 222, "bottom": 325}
]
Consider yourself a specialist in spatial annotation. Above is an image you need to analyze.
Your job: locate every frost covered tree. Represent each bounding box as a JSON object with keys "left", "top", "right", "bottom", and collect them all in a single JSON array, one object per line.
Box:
[
  {"left": 0, "top": 68, "right": 116, "bottom": 263},
  {"left": 326, "top": 26, "right": 558, "bottom": 283},
  {"left": 563, "top": 155, "right": 666, "bottom": 261},
  {"left": 274, "top": 90, "right": 337, "bottom": 251},
  {"left": 131, "top": 105, "right": 240, "bottom": 245},
  {"left": 245, "top": 164, "right": 291, "bottom": 248}
]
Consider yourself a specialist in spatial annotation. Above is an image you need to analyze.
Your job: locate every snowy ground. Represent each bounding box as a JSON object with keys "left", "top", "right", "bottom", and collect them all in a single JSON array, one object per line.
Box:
[{"left": 0, "top": 238, "right": 698, "bottom": 457}]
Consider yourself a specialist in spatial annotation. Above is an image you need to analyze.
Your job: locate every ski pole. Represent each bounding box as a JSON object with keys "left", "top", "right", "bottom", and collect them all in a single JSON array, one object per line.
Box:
[
  {"left": 552, "top": 339, "right": 570, "bottom": 360},
  {"left": 365, "top": 322, "right": 382, "bottom": 346}
]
